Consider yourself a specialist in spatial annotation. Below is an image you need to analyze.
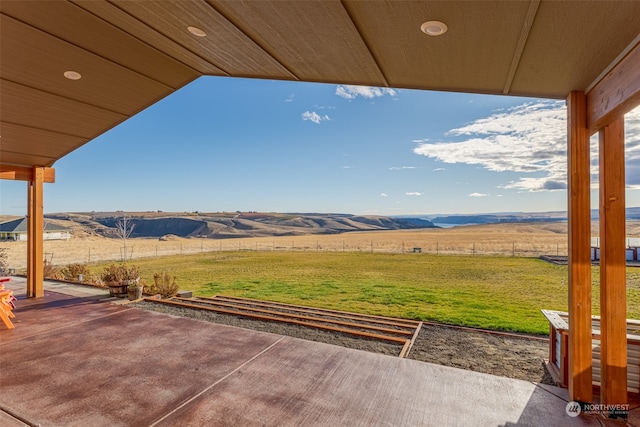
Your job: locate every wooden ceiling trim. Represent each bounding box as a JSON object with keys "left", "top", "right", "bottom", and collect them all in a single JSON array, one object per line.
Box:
[
  {"left": 203, "top": 0, "right": 299, "bottom": 82},
  {"left": 1, "top": 1, "right": 199, "bottom": 89},
  {"left": 345, "top": 1, "right": 528, "bottom": 94},
  {"left": 0, "top": 122, "right": 88, "bottom": 159},
  {"left": 0, "top": 165, "right": 55, "bottom": 183},
  {"left": 510, "top": 2, "right": 640, "bottom": 99},
  {"left": 586, "top": 40, "right": 640, "bottom": 134},
  {"left": 502, "top": 0, "right": 540, "bottom": 95},
  {"left": 1, "top": 80, "right": 127, "bottom": 140},
  {"left": 71, "top": 0, "right": 222, "bottom": 76},
  {"left": 0, "top": 153, "right": 58, "bottom": 169},
  {"left": 111, "top": 0, "right": 296, "bottom": 80},
  {"left": 212, "top": 0, "right": 386, "bottom": 86},
  {"left": 1, "top": 14, "right": 176, "bottom": 116},
  {"left": 340, "top": 0, "right": 390, "bottom": 88}
]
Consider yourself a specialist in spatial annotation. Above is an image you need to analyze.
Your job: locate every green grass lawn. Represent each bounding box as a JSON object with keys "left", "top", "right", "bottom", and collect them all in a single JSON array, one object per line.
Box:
[{"left": 91, "top": 252, "right": 640, "bottom": 335}]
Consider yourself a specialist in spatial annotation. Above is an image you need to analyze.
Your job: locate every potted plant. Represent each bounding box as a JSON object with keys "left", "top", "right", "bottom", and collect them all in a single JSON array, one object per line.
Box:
[
  {"left": 127, "top": 280, "right": 144, "bottom": 301},
  {"left": 121, "top": 265, "right": 140, "bottom": 286},
  {"left": 101, "top": 264, "right": 140, "bottom": 298}
]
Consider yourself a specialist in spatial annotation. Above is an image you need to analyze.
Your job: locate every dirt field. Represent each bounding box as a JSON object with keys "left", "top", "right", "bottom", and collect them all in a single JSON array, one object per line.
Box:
[
  {"left": 134, "top": 300, "right": 553, "bottom": 384},
  {"left": 4, "top": 221, "right": 639, "bottom": 270}
]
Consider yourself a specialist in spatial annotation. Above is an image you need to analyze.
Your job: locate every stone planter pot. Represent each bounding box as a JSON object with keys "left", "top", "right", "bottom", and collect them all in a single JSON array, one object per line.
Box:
[{"left": 128, "top": 286, "right": 143, "bottom": 301}]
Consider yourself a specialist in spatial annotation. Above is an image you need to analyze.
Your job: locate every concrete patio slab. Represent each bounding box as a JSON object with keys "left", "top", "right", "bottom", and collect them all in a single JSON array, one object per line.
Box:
[{"left": 1, "top": 279, "right": 637, "bottom": 426}]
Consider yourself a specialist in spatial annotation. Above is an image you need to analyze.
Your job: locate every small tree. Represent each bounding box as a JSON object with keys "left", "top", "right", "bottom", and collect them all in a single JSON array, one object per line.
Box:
[{"left": 115, "top": 215, "right": 135, "bottom": 262}]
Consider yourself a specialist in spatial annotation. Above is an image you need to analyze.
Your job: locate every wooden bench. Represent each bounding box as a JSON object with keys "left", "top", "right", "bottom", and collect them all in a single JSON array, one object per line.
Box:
[
  {"left": 0, "top": 277, "right": 16, "bottom": 329},
  {"left": 542, "top": 309, "right": 640, "bottom": 393}
]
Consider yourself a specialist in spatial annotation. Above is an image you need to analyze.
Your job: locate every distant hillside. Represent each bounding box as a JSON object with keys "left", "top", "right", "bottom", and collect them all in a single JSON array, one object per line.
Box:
[
  {"left": 430, "top": 214, "right": 565, "bottom": 225},
  {"left": 428, "top": 207, "right": 640, "bottom": 225},
  {"left": 44, "top": 212, "right": 438, "bottom": 239}
]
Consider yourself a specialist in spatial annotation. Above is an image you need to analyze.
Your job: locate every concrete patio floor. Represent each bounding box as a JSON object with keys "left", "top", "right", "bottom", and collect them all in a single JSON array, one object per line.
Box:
[{"left": 1, "top": 278, "right": 637, "bottom": 426}]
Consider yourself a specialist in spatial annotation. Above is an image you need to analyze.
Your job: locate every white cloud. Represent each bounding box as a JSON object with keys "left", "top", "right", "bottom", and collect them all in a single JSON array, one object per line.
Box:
[
  {"left": 469, "top": 192, "right": 489, "bottom": 197},
  {"left": 389, "top": 166, "right": 417, "bottom": 170},
  {"left": 413, "top": 102, "right": 640, "bottom": 192},
  {"left": 380, "top": 193, "right": 388, "bottom": 197},
  {"left": 336, "top": 85, "right": 397, "bottom": 100},
  {"left": 433, "top": 168, "right": 446, "bottom": 171},
  {"left": 285, "top": 94, "right": 295, "bottom": 102},
  {"left": 406, "top": 192, "right": 423, "bottom": 196},
  {"left": 302, "top": 111, "right": 330, "bottom": 124}
]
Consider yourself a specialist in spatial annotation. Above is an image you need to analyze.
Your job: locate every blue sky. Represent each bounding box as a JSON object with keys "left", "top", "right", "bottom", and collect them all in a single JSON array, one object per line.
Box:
[{"left": 1, "top": 77, "right": 639, "bottom": 216}]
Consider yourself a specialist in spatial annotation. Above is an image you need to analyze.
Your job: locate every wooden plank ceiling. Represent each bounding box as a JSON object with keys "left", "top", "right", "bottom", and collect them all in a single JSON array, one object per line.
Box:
[{"left": 2, "top": 0, "right": 640, "bottom": 169}]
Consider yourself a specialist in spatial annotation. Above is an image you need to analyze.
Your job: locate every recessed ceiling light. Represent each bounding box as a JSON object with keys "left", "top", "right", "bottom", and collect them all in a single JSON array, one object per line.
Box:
[
  {"left": 63, "top": 71, "right": 82, "bottom": 80},
  {"left": 421, "top": 21, "right": 448, "bottom": 36},
  {"left": 187, "top": 26, "right": 206, "bottom": 37}
]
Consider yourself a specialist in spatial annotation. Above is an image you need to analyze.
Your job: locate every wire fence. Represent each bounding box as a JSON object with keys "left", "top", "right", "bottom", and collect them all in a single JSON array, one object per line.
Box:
[{"left": 1, "top": 237, "right": 571, "bottom": 271}]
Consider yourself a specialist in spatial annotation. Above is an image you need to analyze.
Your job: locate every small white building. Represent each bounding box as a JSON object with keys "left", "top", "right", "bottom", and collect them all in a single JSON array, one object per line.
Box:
[{"left": 0, "top": 218, "right": 71, "bottom": 241}]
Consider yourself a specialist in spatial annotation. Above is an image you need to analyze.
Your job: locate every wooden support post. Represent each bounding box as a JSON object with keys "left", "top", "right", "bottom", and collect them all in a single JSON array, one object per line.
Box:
[
  {"left": 599, "top": 116, "right": 627, "bottom": 409},
  {"left": 27, "top": 167, "right": 45, "bottom": 298},
  {"left": 567, "top": 91, "right": 593, "bottom": 404}
]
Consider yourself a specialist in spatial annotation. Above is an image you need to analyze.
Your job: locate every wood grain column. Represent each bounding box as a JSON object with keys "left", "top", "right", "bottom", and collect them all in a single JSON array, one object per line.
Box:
[
  {"left": 26, "top": 167, "right": 44, "bottom": 298},
  {"left": 599, "top": 116, "right": 627, "bottom": 408},
  {"left": 567, "top": 91, "right": 593, "bottom": 403}
]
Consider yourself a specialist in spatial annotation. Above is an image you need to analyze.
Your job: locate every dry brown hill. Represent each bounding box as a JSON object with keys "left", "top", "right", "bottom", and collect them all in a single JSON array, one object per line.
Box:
[{"left": 44, "top": 212, "right": 437, "bottom": 240}]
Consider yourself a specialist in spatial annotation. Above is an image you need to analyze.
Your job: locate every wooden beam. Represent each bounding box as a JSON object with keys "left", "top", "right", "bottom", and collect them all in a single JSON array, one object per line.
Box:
[
  {"left": 26, "top": 167, "right": 45, "bottom": 298},
  {"left": 0, "top": 164, "right": 55, "bottom": 183},
  {"left": 587, "top": 41, "right": 640, "bottom": 134},
  {"left": 566, "top": 91, "right": 593, "bottom": 404},
  {"left": 599, "top": 117, "right": 627, "bottom": 410}
]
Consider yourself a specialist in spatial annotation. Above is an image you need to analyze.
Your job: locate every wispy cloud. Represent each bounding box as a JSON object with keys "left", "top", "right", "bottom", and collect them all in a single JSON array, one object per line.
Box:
[
  {"left": 389, "top": 166, "right": 417, "bottom": 171},
  {"left": 302, "top": 111, "right": 330, "bottom": 124},
  {"left": 380, "top": 193, "right": 388, "bottom": 197},
  {"left": 626, "top": 108, "right": 640, "bottom": 187},
  {"left": 413, "top": 102, "right": 640, "bottom": 191},
  {"left": 469, "top": 192, "right": 489, "bottom": 198},
  {"left": 285, "top": 94, "right": 295, "bottom": 102},
  {"left": 406, "top": 192, "right": 423, "bottom": 196},
  {"left": 336, "top": 85, "right": 397, "bottom": 100},
  {"left": 432, "top": 168, "right": 446, "bottom": 172}
]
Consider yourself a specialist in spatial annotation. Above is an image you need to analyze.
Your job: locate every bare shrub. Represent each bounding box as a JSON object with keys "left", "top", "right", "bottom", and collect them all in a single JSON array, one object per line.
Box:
[
  {"left": 150, "top": 271, "right": 178, "bottom": 298},
  {"left": 43, "top": 259, "right": 63, "bottom": 280},
  {"left": 60, "top": 263, "right": 94, "bottom": 283},
  {"left": 0, "top": 248, "right": 7, "bottom": 275}
]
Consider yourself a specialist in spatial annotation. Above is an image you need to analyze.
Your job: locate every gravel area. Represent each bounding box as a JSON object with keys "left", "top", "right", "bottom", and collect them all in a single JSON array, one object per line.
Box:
[{"left": 133, "top": 301, "right": 554, "bottom": 384}]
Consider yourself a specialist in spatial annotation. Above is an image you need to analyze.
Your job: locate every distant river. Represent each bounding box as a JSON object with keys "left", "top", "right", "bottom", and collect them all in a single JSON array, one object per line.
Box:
[{"left": 432, "top": 223, "right": 478, "bottom": 228}]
